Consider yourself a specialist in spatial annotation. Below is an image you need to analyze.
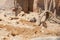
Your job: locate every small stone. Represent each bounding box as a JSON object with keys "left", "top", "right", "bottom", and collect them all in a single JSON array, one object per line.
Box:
[{"left": 30, "top": 18, "right": 36, "bottom": 22}]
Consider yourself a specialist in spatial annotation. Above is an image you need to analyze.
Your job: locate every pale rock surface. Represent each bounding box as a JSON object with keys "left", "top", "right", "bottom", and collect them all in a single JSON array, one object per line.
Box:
[{"left": 0, "top": 0, "right": 14, "bottom": 10}]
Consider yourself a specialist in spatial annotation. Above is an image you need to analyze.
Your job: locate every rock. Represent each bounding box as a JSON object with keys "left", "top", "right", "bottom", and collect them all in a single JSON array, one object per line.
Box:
[{"left": 0, "top": 0, "right": 14, "bottom": 10}]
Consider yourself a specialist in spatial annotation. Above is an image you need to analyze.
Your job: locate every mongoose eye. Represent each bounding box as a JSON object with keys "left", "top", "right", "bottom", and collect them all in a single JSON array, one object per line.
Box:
[
  {"left": 22, "top": 14, "right": 25, "bottom": 16},
  {"left": 4, "top": 15, "right": 7, "bottom": 17},
  {"left": 0, "top": 19, "right": 2, "bottom": 21}
]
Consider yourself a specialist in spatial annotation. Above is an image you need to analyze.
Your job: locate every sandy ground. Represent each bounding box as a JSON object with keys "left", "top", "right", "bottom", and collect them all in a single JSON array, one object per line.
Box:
[{"left": 0, "top": 10, "right": 59, "bottom": 40}]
